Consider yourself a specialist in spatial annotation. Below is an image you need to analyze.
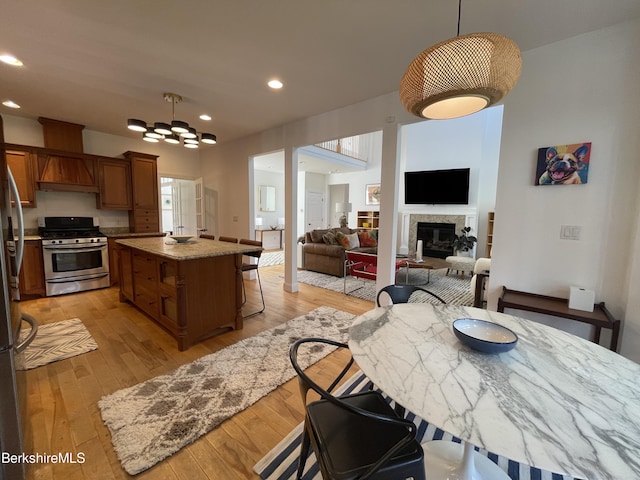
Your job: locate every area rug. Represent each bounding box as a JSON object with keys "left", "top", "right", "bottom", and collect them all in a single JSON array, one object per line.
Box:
[
  {"left": 17, "top": 318, "right": 98, "bottom": 370},
  {"left": 260, "top": 249, "right": 285, "bottom": 267},
  {"left": 297, "top": 268, "right": 474, "bottom": 306},
  {"left": 253, "top": 371, "right": 575, "bottom": 480},
  {"left": 98, "top": 306, "right": 355, "bottom": 475}
]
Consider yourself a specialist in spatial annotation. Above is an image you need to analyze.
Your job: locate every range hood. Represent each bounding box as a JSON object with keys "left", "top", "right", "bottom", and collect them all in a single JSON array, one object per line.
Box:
[
  {"left": 37, "top": 153, "right": 99, "bottom": 193},
  {"left": 35, "top": 117, "right": 99, "bottom": 193}
]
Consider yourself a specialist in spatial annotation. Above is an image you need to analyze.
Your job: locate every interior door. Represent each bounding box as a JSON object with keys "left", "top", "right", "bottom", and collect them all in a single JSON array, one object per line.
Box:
[
  {"left": 305, "top": 191, "right": 324, "bottom": 230},
  {"left": 195, "top": 177, "right": 206, "bottom": 236}
]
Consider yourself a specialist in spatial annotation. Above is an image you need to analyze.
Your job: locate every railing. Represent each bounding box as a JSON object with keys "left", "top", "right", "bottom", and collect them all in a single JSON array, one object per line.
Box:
[{"left": 315, "top": 134, "right": 369, "bottom": 161}]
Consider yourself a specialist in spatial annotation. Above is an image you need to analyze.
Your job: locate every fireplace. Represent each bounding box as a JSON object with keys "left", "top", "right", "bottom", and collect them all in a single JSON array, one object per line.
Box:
[{"left": 416, "top": 222, "right": 456, "bottom": 259}]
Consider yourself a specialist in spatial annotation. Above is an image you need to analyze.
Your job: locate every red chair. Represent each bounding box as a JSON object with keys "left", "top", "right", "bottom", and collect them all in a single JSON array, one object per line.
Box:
[{"left": 344, "top": 251, "right": 404, "bottom": 294}]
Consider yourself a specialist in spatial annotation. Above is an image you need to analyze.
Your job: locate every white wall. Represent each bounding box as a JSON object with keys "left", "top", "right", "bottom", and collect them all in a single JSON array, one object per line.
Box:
[
  {"left": 327, "top": 130, "right": 383, "bottom": 227},
  {"left": 400, "top": 107, "right": 503, "bottom": 256},
  {"left": 491, "top": 19, "right": 640, "bottom": 359},
  {"left": 199, "top": 19, "right": 640, "bottom": 360}
]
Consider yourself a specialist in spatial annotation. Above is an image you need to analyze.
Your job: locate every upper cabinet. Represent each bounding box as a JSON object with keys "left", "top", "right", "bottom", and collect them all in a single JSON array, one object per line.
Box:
[
  {"left": 96, "top": 157, "right": 132, "bottom": 210},
  {"left": 5, "top": 148, "right": 37, "bottom": 208},
  {"left": 125, "top": 151, "right": 160, "bottom": 232}
]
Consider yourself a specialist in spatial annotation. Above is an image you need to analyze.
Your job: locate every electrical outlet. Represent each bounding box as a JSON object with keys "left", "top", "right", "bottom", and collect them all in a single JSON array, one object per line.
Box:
[
  {"left": 560, "top": 225, "right": 581, "bottom": 240},
  {"left": 232, "top": 216, "right": 238, "bottom": 222}
]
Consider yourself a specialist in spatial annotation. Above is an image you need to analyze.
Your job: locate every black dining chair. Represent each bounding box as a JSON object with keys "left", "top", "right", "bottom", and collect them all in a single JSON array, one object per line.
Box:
[
  {"left": 239, "top": 238, "right": 265, "bottom": 317},
  {"left": 376, "top": 284, "right": 446, "bottom": 307},
  {"left": 289, "top": 337, "right": 425, "bottom": 480}
]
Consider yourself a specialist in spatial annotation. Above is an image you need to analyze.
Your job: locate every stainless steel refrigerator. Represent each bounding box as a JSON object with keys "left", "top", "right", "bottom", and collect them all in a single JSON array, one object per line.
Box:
[{"left": 0, "top": 114, "right": 38, "bottom": 480}]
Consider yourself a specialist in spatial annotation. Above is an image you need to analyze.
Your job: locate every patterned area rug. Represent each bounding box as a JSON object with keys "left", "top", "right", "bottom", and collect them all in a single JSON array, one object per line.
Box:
[
  {"left": 297, "top": 268, "right": 474, "bottom": 306},
  {"left": 17, "top": 318, "right": 98, "bottom": 370},
  {"left": 260, "top": 250, "right": 285, "bottom": 267},
  {"left": 98, "top": 306, "right": 355, "bottom": 475},
  {"left": 254, "top": 371, "right": 575, "bottom": 480}
]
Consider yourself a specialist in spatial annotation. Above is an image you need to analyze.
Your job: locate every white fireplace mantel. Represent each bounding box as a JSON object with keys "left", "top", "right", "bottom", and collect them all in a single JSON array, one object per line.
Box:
[{"left": 399, "top": 208, "right": 477, "bottom": 256}]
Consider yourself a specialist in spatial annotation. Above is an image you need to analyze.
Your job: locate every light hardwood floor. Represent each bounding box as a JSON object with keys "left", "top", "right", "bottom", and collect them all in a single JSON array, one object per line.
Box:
[{"left": 19, "top": 264, "right": 374, "bottom": 479}]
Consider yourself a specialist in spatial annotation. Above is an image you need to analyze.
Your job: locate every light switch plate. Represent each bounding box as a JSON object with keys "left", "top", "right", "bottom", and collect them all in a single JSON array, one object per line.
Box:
[{"left": 560, "top": 225, "right": 581, "bottom": 240}]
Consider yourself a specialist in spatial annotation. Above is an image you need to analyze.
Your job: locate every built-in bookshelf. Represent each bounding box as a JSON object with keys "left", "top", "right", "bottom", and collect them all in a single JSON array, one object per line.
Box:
[
  {"left": 357, "top": 211, "right": 379, "bottom": 230},
  {"left": 486, "top": 211, "right": 494, "bottom": 257}
]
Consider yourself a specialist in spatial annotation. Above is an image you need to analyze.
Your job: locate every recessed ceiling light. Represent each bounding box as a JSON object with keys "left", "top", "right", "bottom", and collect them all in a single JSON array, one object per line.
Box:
[
  {"left": 200, "top": 114, "right": 212, "bottom": 121},
  {"left": 268, "top": 79, "right": 283, "bottom": 89},
  {"left": 0, "top": 55, "right": 23, "bottom": 67},
  {"left": 2, "top": 100, "right": 20, "bottom": 109}
]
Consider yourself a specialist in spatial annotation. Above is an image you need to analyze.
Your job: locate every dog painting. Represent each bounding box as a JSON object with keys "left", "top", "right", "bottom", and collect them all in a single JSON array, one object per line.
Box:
[{"left": 535, "top": 142, "right": 591, "bottom": 185}]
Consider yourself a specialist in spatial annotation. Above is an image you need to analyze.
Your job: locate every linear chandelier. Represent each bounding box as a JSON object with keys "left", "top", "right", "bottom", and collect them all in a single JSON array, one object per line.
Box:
[
  {"left": 127, "top": 93, "right": 217, "bottom": 148},
  {"left": 399, "top": 0, "right": 522, "bottom": 120}
]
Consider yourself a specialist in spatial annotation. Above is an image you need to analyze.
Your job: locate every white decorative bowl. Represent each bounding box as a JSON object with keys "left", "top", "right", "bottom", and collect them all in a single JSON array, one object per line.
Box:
[
  {"left": 169, "top": 235, "right": 193, "bottom": 243},
  {"left": 453, "top": 318, "right": 518, "bottom": 353}
]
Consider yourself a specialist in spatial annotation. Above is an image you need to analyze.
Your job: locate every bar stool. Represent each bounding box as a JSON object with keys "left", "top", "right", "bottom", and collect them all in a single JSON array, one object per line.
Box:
[
  {"left": 199, "top": 234, "right": 215, "bottom": 240},
  {"left": 239, "top": 238, "right": 265, "bottom": 317},
  {"left": 218, "top": 236, "right": 238, "bottom": 243}
]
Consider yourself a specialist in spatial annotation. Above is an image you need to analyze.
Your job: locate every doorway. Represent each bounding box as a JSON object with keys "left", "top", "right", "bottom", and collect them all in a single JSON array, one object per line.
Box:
[{"left": 160, "top": 177, "right": 197, "bottom": 235}]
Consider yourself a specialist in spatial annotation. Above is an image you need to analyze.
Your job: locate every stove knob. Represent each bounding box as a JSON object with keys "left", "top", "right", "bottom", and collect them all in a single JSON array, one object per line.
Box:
[
  {"left": 75, "top": 239, "right": 80, "bottom": 243},
  {"left": 91, "top": 239, "right": 95, "bottom": 243}
]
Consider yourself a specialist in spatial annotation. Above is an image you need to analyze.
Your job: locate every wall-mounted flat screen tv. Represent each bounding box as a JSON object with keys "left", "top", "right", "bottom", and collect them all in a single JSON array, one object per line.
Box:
[{"left": 404, "top": 168, "right": 470, "bottom": 205}]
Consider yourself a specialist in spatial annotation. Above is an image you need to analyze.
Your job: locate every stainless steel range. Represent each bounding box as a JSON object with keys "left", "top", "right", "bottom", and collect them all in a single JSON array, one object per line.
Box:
[{"left": 38, "top": 217, "right": 110, "bottom": 296}]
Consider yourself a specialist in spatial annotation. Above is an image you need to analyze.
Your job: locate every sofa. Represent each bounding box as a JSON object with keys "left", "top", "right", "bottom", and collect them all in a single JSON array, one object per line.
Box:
[{"left": 302, "top": 227, "right": 378, "bottom": 277}]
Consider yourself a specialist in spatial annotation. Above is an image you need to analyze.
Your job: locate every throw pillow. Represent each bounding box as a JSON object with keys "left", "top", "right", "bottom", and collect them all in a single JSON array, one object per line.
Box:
[
  {"left": 323, "top": 231, "right": 337, "bottom": 245},
  {"left": 358, "top": 230, "right": 378, "bottom": 247},
  {"left": 335, "top": 231, "right": 360, "bottom": 249},
  {"left": 345, "top": 232, "right": 360, "bottom": 249},
  {"left": 335, "top": 231, "right": 349, "bottom": 248},
  {"left": 310, "top": 229, "right": 329, "bottom": 243}
]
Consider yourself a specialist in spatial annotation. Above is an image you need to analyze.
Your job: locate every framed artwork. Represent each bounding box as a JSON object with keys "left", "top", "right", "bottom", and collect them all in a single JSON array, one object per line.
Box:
[
  {"left": 366, "top": 184, "right": 381, "bottom": 205},
  {"left": 535, "top": 142, "right": 591, "bottom": 185}
]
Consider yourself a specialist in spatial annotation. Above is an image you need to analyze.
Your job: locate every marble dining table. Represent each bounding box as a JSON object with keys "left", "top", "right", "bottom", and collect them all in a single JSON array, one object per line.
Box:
[{"left": 348, "top": 304, "right": 640, "bottom": 480}]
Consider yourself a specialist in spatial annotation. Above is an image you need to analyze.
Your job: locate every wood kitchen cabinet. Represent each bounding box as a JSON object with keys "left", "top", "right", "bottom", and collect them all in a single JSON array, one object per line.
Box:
[
  {"left": 124, "top": 151, "right": 160, "bottom": 232},
  {"left": 117, "top": 238, "right": 258, "bottom": 351},
  {"left": 108, "top": 233, "right": 164, "bottom": 286},
  {"left": 96, "top": 157, "right": 132, "bottom": 210},
  {"left": 19, "top": 240, "right": 45, "bottom": 297},
  {"left": 5, "top": 148, "right": 37, "bottom": 208},
  {"left": 118, "top": 244, "right": 134, "bottom": 300}
]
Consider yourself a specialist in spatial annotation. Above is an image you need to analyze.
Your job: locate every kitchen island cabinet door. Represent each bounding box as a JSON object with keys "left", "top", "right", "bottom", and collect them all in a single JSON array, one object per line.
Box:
[
  {"left": 117, "top": 242, "right": 245, "bottom": 351},
  {"left": 118, "top": 245, "right": 134, "bottom": 302}
]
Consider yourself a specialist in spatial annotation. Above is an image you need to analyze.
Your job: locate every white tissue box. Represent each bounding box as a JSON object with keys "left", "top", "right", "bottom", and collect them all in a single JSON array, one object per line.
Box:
[{"left": 568, "top": 286, "right": 595, "bottom": 312}]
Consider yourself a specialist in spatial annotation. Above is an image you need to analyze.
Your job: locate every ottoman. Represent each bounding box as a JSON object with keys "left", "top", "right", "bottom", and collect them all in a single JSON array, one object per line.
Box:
[{"left": 445, "top": 255, "right": 475, "bottom": 279}]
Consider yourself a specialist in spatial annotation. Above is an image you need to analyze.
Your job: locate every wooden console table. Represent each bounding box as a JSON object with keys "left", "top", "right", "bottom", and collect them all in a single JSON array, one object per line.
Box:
[
  {"left": 497, "top": 287, "right": 620, "bottom": 352},
  {"left": 255, "top": 228, "right": 283, "bottom": 249}
]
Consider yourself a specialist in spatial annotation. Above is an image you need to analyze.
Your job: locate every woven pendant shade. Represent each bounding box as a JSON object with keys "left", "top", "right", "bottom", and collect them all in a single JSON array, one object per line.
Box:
[{"left": 400, "top": 32, "right": 522, "bottom": 119}]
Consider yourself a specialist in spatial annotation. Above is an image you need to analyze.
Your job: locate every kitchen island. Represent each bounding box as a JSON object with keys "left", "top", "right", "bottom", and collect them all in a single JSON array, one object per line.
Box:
[{"left": 116, "top": 237, "right": 262, "bottom": 351}]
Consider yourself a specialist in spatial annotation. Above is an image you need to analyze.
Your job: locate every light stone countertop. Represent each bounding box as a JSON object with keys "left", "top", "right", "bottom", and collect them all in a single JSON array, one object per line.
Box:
[
  {"left": 349, "top": 303, "right": 640, "bottom": 480},
  {"left": 105, "top": 232, "right": 165, "bottom": 238},
  {"left": 115, "top": 237, "right": 261, "bottom": 261}
]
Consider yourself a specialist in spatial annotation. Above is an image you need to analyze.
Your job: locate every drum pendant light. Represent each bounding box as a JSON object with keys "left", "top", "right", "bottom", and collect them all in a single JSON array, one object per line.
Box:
[
  {"left": 399, "top": 0, "right": 522, "bottom": 120},
  {"left": 126, "top": 92, "right": 217, "bottom": 147}
]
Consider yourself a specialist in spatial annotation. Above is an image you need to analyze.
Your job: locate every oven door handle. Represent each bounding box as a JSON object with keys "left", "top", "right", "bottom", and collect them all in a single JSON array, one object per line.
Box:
[
  {"left": 15, "top": 313, "right": 39, "bottom": 354},
  {"left": 43, "top": 244, "right": 107, "bottom": 252},
  {"left": 46, "top": 273, "right": 109, "bottom": 284}
]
